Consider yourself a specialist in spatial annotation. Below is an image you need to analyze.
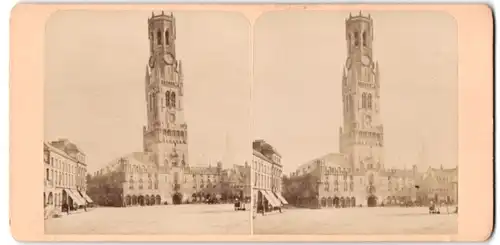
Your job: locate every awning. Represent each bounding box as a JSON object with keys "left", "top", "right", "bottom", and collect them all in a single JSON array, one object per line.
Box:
[
  {"left": 66, "top": 189, "right": 86, "bottom": 205},
  {"left": 264, "top": 190, "right": 282, "bottom": 207},
  {"left": 260, "top": 190, "right": 281, "bottom": 207},
  {"left": 273, "top": 192, "right": 289, "bottom": 205},
  {"left": 78, "top": 191, "right": 94, "bottom": 203}
]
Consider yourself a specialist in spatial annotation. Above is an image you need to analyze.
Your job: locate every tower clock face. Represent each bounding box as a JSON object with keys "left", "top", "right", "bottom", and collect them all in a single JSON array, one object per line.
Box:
[
  {"left": 364, "top": 114, "right": 372, "bottom": 128},
  {"left": 164, "top": 53, "right": 175, "bottom": 65},
  {"left": 169, "top": 113, "right": 176, "bottom": 123},
  {"left": 361, "top": 55, "right": 371, "bottom": 66}
]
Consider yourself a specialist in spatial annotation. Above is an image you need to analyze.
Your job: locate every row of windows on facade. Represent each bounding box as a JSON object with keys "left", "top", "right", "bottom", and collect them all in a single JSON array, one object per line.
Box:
[
  {"left": 128, "top": 179, "right": 159, "bottom": 190},
  {"left": 324, "top": 182, "right": 354, "bottom": 192},
  {"left": 253, "top": 173, "right": 280, "bottom": 190},
  {"left": 45, "top": 168, "right": 83, "bottom": 188},
  {"left": 428, "top": 188, "right": 451, "bottom": 193},
  {"left": 322, "top": 182, "right": 416, "bottom": 193},
  {"left": 358, "top": 176, "right": 414, "bottom": 185},
  {"left": 45, "top": 193, "right": 63, "bottom": 206},
  {"left": 48, "top": 156, "right": 86, "bottom": 177},
  {"left": 152, "top": 30, "right": 171, "bottom": 46},
  {"left": 252, "top": 159, "right": 282, "bottom": 176},
  {"left": 127, "top": 180, "right": 219, "bottom": 190},
  {"left": 435, "top": 176, "right": 454, "bottom": 183},
  {"left": 350, "top": 31, "right": 369, "bottom": 48},
  {"left": 324, "top": 174, "right": 352, "bottom": 181},
  {"left": 125, "top": 171, "right": 217, "bottom": 181}
]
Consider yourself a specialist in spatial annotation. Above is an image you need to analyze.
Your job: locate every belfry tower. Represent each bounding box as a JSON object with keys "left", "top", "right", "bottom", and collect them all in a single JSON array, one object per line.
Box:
[
  {"left": 339, "top": 12, "right": 384, "bottom": 174},
  {"left": 143, "top": 12, "right": 189, "bottom": 203}
]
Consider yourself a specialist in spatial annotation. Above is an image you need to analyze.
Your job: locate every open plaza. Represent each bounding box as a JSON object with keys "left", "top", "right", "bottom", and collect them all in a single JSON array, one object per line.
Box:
[
  {"left": 253, "top": 207, "right": 458, "bottom": 235},
  {"left": 44, "top": 204, "right": 251, "bottom": 235}
]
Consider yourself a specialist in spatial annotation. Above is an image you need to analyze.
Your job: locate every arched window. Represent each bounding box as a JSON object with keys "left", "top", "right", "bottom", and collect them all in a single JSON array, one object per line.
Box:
[
  {"left": 367, "top": 93, "right": 373, "bottom": 109},
  {"left": 165, "top": 91, "right": 171, "bottom": 107},
  {"left": 148, "top": 179, "right": 152, "bottom": 189},
  {"left": 139, "top": 179, "right": 144, "bottom": 189},
  {"left": 354, "top": 32, "right": 360, "bottom": 46},
  {"left": 362, "top": 93, "right": 367, "bottom": 109},
  {"left": 157, "top": 30, "right": 162, "bottom": 45},
  {"left": 362, "top": 31, "right": 367, "bottom": 47},
  {"left": 171, "top": 92, "right": 176, "bottom": 107},
  {"left": 165, "top": 30, "right": 170, "bottom": 45}
]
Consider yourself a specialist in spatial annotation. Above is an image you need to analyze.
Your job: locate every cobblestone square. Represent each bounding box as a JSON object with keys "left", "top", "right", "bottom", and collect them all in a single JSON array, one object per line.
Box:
[
  {"left": 253, "top": 207, "right": 458, "bottom": 235},
  {"left": 45, "top": 204, "right": 251, "bottom": 235}
]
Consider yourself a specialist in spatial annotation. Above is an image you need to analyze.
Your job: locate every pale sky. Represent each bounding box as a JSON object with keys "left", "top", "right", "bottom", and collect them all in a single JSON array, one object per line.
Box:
[
  {"left": 44, "top": 11, "right": 251, "bottom": 172},
  {"left": 253, "top": 11, "right": 458, "bottom": 174}
]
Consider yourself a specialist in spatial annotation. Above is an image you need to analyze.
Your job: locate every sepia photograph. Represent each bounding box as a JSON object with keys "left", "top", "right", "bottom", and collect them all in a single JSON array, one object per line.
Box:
[
  {"left": 42, "top": 10, "right": 252, "bottom": 235},
  {"left": 252, "top": 11, "right": 459, "bottom": 235},
  {"left": 8, "top": 3, "right": 494, "bottom": 242}
]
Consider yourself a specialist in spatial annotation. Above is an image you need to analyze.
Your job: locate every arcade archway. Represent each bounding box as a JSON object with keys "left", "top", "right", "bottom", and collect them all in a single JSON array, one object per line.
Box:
[
  {"left": 367, "top": 195, "right": 377, "bottom": 207},
  {"left": 173, "top": 192, "right": 183, "bottom": 205}
]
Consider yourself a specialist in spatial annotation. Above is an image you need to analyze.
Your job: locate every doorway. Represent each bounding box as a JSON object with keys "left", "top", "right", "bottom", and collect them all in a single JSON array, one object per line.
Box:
[
  {"left": 367, "top": 195, "right": 377, "bottom": 207},
  {"left": 173, "top": 192, "right": 183, "bottom": 205}
]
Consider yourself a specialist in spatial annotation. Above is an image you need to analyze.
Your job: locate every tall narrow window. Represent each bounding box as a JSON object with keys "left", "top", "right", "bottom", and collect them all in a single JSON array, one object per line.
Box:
[
  {"left": 354, "top": 32, "right": 360, "bottom": 47},
  {"left": 165, "top": 30, "right": 170, "bottom": 45},
  {"left": 345, "top": 95, "right": 350, "bottom": 112},
  {"left": 157, "top": 31, "right": 162, "bottom": 45},
  {"left": 362, "top": 93, "right": 367, "bottom": 109},
  {"left": 367, "top": 93, "right": 373, "bottom": 109},
  {"left": 148, "top": 94, "right": 152, "bottom": 111},
  {"left": 171, "top": 92, "right": 176, "bottom": 107},
  {"left": 166, "top": 91, "right": 170, "bottom": 107},
  {"left": 362, "top": 31, "right": 367, "bottom": 47},
  {"left": 152, "top": 93, "right": 157, "bottom": 112}
]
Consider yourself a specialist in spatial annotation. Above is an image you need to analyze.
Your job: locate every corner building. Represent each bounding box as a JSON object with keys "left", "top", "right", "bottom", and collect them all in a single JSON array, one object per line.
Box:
[
  {"left": 252, "top": 140, "right": 288, "bottom": 214},
  {"left": 44, "top": 139, "right": 93, "bottom": 212}
]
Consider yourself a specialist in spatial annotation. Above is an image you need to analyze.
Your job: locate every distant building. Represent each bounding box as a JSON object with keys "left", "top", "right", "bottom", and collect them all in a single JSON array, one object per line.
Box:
[
  {"left": 43, "top": 139, "right": 93, "bottom": 212},
  {"left": 416, "top": 166, "right": 458, "bottom": 205},
  {"left": 287, "top": 153, "right": 354, "bottom": 208},
  {"left": 252, "top": 140, "right": 288, "bottom": 213},
  {"left": 223, "top": 162, "right": 251, "bottom": 202}
]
